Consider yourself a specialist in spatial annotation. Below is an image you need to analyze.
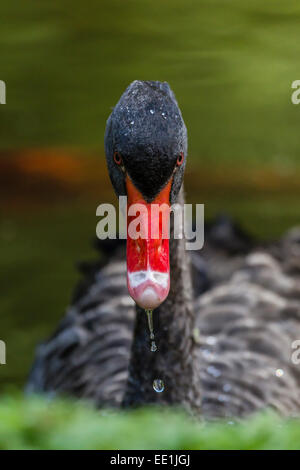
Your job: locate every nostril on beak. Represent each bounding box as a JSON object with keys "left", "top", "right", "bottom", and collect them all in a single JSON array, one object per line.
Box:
[
  {"left": 153, "top": 272, "right": 168, "bottom": 284},
  {"left": 130, "top": 272, "right": 147, "bottom": 286}
]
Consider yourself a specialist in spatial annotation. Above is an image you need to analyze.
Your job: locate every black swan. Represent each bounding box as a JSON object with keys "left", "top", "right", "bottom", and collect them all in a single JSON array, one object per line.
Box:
[{"left": 27, "top": 81, "right": 300, "bottom": 418}]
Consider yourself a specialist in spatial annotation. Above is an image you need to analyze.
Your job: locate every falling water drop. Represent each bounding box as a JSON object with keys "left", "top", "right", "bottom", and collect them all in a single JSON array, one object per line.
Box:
[
  {"left": 145, "top": 309, "right": 157, "bottom": 352},
  {"left": 153, "top": 379, "right": 164, "bottom": 393}
]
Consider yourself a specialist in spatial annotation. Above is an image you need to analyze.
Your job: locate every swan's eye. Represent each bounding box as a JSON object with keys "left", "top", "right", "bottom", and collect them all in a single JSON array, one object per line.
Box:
[
  {"left": 177, "top": 152, "right": 184, "bottom": 166},
  {"left": 113, "top": 151, "right": 122, "bottom": 165}
]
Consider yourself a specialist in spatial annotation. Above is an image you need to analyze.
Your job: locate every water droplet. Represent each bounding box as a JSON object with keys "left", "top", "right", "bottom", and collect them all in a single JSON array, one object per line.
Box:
[
  {"left": 145, "top": 309, "right": 157, "bottom": 352},
  {"left": 275, "top": 368, "right": 284, "bottom": 377},
  {"left": 149, "top": 109, "right": 154, "bottom": 114},
  {"left": 223, "top": 383, "right": 232, "bottom": 393},
  {"left": 207, "top": 365, "right": 221, "bottom": 378},
  {"left": 153, "top": 379, "right": 164, "bottom": 393},
  {"left": 206, "top": 336, "right": 217, "bottom": 345}
]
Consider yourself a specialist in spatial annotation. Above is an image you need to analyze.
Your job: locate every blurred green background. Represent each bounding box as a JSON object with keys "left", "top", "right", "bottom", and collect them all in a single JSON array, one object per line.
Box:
[
  {"left": 1, "top": 0, "right": 300, "bottom": 164},
  {"left": 1, "top": 0, "right": 300, "bottom": 402}
]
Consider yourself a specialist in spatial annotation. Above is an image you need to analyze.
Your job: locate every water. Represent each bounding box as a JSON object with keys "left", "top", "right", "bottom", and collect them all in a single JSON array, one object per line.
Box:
[
  {"left": 1, "top": 1, "right": 300, "bottom": 173},
  {"left": 153, "top": 379, "right": 165, "bottom": 393},
  {"left": 275, "top": 368, "right": 284, "bottom": 378},
  {"left": 145, "top": 309, "right": 157, "bottom": 352},
  {"left": 145, "top": 310, "right": 164, "bottom": 393}
]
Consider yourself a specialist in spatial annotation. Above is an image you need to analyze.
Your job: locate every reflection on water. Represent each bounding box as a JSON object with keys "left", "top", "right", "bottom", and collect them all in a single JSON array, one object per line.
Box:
[{"left": 0, "top": 0, "right": 300, "bottom": 171}]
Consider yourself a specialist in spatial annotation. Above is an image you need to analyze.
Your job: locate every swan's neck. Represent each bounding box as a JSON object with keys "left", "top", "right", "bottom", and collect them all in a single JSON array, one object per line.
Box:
[{"left": 123, "top": 189, "right": 201, "bottom": 412}]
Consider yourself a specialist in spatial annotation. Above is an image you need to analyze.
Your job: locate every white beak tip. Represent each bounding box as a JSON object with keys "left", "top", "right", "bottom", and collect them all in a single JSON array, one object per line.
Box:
[{"left": 134, "top": 287, "right": 162, "bottom": 310}]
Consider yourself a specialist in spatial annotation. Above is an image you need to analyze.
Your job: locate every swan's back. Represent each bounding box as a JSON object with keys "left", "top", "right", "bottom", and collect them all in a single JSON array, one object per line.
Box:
[{"left": 197, "top": 233, "right": 300, "bottom": 418}]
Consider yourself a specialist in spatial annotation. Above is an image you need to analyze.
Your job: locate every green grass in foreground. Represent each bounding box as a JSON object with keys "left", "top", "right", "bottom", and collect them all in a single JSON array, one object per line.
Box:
[{"left": 0, "top": 394, "right": 300, "bottom": 450}]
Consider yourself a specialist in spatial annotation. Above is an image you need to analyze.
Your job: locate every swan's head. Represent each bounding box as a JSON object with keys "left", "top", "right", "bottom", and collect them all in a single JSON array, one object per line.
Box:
[{"left": 105, "top": 80, "right": 187, "bottom": 310}]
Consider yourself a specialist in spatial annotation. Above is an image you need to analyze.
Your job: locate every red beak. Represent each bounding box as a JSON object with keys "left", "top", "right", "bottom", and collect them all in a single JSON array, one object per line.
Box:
[{"left": 126, "top": 176, "right": 171, "bottom": 310}]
